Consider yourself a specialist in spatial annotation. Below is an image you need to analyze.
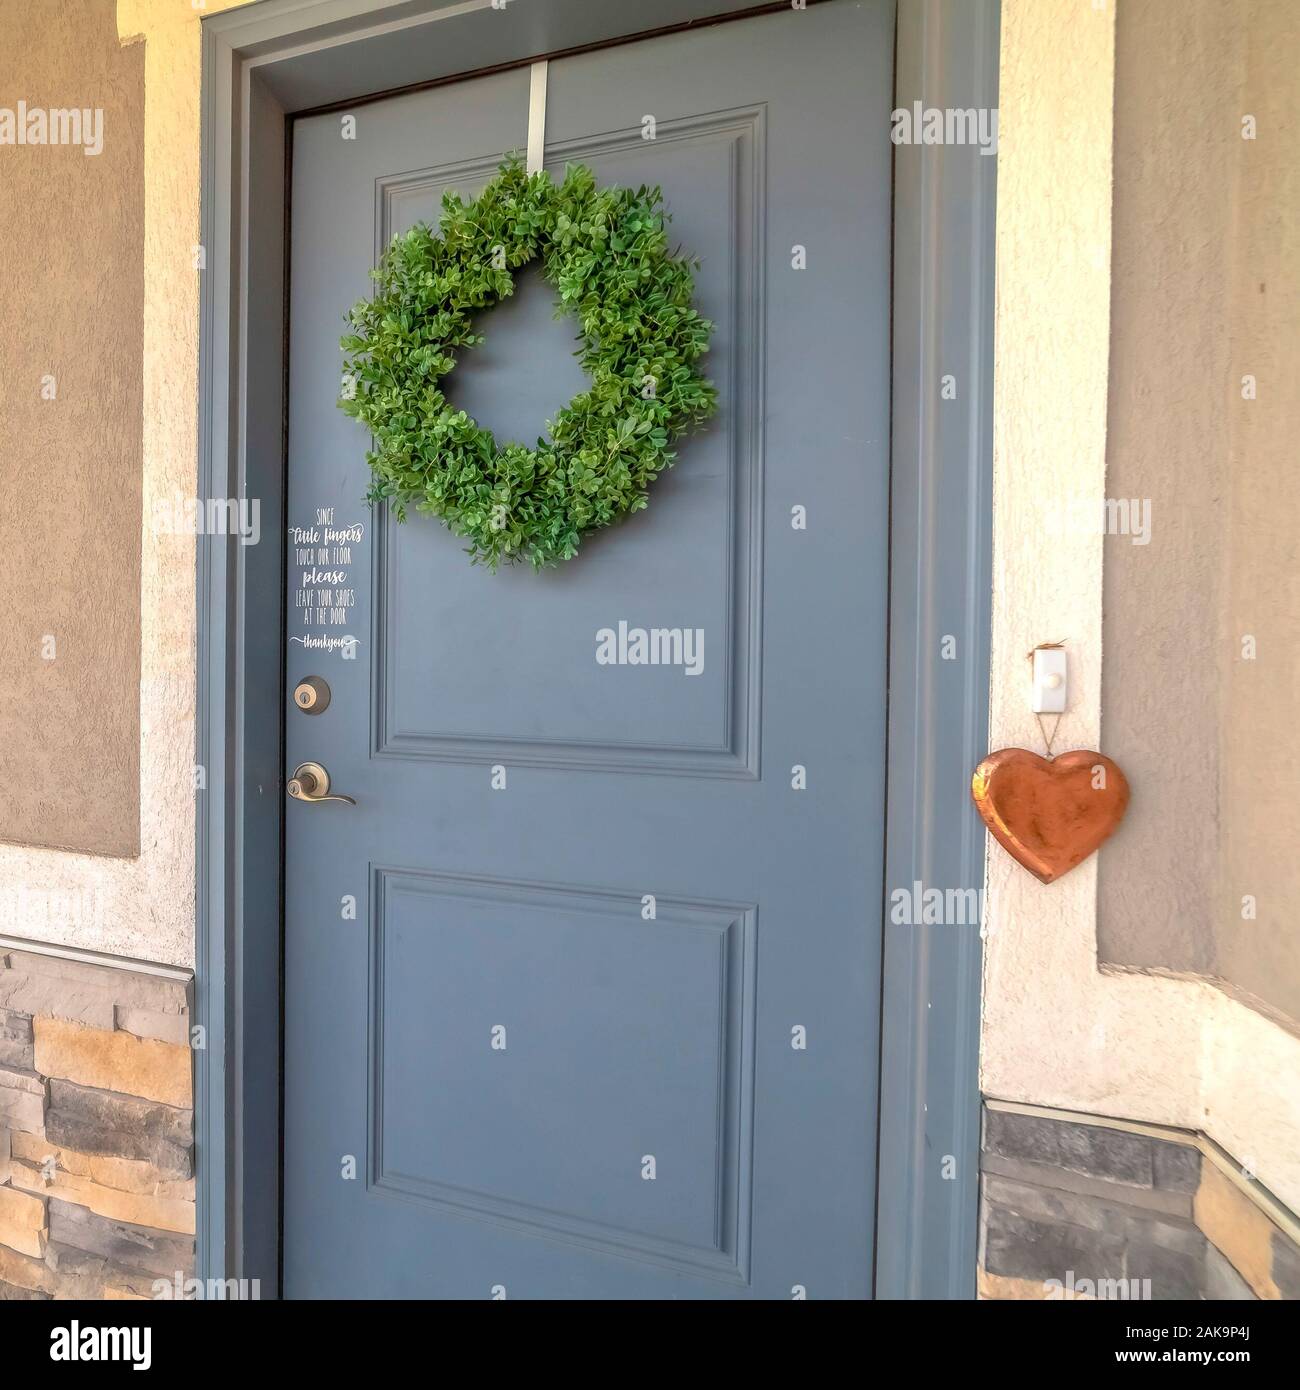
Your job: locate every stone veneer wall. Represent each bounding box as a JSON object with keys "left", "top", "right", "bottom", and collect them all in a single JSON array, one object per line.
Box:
[
  {"left": 0, "top": 948, "right": 194, "bottom": 1300},
  {"left": 979, "top": 1101, "right": 1300, "bottom": 1301}
]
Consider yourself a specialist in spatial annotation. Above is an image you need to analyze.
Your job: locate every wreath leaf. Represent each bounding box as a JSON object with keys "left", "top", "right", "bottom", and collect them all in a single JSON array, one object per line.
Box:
[{"left": 338, "top": 155, "right": 716, "bottom": 569}]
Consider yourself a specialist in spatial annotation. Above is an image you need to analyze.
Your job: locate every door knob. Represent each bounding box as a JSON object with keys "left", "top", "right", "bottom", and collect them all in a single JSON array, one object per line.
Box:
[{"left": 287, "top": 762, "right": 356, "bottom": 805}]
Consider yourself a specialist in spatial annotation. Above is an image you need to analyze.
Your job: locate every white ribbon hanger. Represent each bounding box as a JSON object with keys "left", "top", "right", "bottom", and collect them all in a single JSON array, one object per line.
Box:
[{"left": 526, "top": 59, "right": 548, "bottom": 174}]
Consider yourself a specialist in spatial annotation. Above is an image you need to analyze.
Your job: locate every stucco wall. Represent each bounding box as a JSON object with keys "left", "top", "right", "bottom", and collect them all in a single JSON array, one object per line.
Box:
[
  {"left": 982, "top": 0, "right": 1300, "bottom": 1214},
  {"left": 0, "top": 0, "right": 143, "bottom": 859},
  {"left": 1100, "top": 0, "right": 1300, "bottom": 1028},
  {"left": 0, "top": 0, "right": 247, "bottom": 967},
  {"left": 1096, "top": 0, "right": 1233, "bottom": 984},
  {"left": 1216, "top": 0, "right": 1300, "bottom": 1024}
]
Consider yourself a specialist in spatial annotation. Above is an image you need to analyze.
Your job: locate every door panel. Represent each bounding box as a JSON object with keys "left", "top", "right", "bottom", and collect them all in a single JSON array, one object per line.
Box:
[
  {"left": 371, "top": 869, "right": 755, "bottom": 1280},
  {"left": 375, "top": 118, "right": 758, "bottom": 775},
  {"left": 284, "top": 1, "right": 894, "bottom": 1299}
]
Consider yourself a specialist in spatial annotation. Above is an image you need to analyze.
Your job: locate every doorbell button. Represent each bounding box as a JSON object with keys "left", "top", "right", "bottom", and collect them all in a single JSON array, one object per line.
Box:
[{"left": 1031, "top": 648, "right": 1067, "bottom": 714}]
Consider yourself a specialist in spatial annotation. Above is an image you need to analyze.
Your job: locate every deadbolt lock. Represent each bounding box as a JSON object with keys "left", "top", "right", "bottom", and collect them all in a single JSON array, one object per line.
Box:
[{"left": 293, "top": 675, "right": 331, "bottom": 714}]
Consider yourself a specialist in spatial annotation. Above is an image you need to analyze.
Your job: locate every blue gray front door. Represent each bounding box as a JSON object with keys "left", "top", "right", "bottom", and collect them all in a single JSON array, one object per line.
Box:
[{"left": 284, "top": 1, "right": 893, "bottom": 1299}]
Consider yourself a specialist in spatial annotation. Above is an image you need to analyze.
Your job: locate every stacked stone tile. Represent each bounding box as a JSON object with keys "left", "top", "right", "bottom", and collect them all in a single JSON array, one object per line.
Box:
[
  {"left": 978, "top": 1102, "right": 1300, "bottom": 1301},
  {"left": 0, "top": 949, "right": 194, "bottom": 1300}
]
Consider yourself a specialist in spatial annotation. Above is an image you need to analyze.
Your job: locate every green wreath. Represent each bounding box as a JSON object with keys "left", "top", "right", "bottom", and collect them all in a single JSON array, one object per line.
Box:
[{"left": 338, "top": 156, "right": 717, "bottom": 569}]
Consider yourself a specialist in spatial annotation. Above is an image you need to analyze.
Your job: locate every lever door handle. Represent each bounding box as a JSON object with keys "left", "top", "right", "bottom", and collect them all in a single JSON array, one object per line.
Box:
[{"left": 287, "top": 762, "right": 356, "bottom": 805}]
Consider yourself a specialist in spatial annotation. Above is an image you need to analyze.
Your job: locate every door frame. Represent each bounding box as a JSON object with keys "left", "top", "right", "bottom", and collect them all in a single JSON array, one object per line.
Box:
[{"left": 195, "top": 0, "right": 998, "bottom": 1299}]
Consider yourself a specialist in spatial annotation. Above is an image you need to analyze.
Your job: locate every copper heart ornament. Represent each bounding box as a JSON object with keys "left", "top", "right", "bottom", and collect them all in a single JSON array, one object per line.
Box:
[{"left": 971, "top": 749, "right": 1130, "bottom": 884}]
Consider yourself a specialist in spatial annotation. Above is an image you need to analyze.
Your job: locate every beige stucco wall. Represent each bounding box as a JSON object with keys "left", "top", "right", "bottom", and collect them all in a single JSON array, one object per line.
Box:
[
  {"left": 1216, "top": 1, "right": 1300, "bottom": 1022},
  {"left": 1100, "top": 0, "right": 1300, "bottom": 1029},
  {"left": 982, "top": 0, "right": 1300, "bottom": 1213},
  {"left": 0, "top": 0, "right": 247, "bottom": 967},
  {"left": 0, "top": 0, "right": 143, "bottom": 859},
  {"left": 1096, "top": 0, "right": 1232, "bottom": 985}
]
